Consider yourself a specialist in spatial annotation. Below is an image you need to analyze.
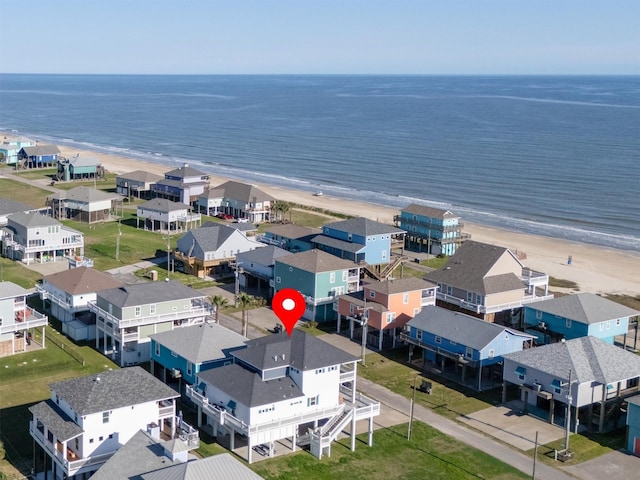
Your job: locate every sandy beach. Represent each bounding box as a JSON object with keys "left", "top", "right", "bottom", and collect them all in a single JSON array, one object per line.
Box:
[{"left": 14, "top": 139, "right": 640, "bottom": 297}]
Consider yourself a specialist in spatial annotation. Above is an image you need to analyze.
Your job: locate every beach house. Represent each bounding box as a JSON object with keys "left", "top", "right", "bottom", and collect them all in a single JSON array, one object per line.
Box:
[
  {"left": 0, "top": 198, "right": 39, "bottom": 226},
  {"left": 151, "top": 164, "right": 210, "bottom": 206},
  {"left": 274, "top": 249, "right": 361, "bottom": 322},
  {"left": 502, "top": 336, "right": 640, "bottom": 433},
  {"left": 402, "top": 306, "right": 535, "bottom": 391},
  {"left": 116, "top": 170, "right": 164, "bottom": 199},
  {"left": 312, "top": 217, "right": 406, "bottom": 268},
  {"left": 0, "top": 138, "right": 33, "bottom": 165},
  {"left": 0, "top": 281, "right": 48, "bottom": 357},
  {"left": 174, "top": 223, "right": 264, "bottom": 278},
  {"left": 236, "top": 245, "right": 291, "bottom": 297},
  {"left": 89, "top": 281, "right": 210, "bottom": 367},
  {"left": 336, "top": 277, "right": 438, "bottom": 350},
  {"left": 395, "top": 203, "right": 469, "bottom": 256},
  {"left": 1, "top": 212, "right": 85, "bottom": 265},
  {"left": 29, "top": 367, "right": 197, "bottom": 480},
  {"left": 18, "top": 144, "right": 60, "bottom": 168},
  {"left": 36, "top": 267, "right": 124, "bottom": 341},
  {"left": 626, "top": 395, "right": 640, "bottom": 456},
  {"left": 136, "top": 198, "right": 201, "bottom": 233},
  {"left": 199, "top": 180, "right": 276, "bottom": 223},
  {"left": 523, "top": 293, "right": 639, "bottom": 345},
  {"left": 149, "top": 323, "right": 248, "bottom": 394},
  {"left": 56, "top": 155, "right": 104, "bottom": 182},
  {"left": 425, "top": 240, "right": 553, "bottom": 324},
  {"left": 46, "top": 187, "right": 122, "bottom": 224},
  {"left": 258, "top": 224, "right": 321, "bottom": 252},
  {"left": 186, "top": 330, "right": 380, "bottom": 463}
]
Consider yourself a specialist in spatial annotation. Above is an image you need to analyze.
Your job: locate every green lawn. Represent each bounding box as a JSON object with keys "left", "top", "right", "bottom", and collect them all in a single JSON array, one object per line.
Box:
[
  {"left": 11, "top": 168, "right": 58, "bottom": 181},
  {"left": 250, "top": 422, "right": 528, "bottom": 480},
  {"left": 0, "top": 258, "right": 43, "bottom": 289},
  {"left": 0, "top": 178, "right": 51, "bottom": 208}
]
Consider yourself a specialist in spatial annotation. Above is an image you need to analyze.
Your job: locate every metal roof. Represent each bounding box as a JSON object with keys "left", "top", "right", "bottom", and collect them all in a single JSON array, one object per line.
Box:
[
  {"left": 141, "top": 453, "right": 265, "bottom": 480},
  {"left": 527, "top": 293, "right": 640, "bottom": 324},
  {"left": 47, "top": 186, "right": 120, "bottom": 203}
]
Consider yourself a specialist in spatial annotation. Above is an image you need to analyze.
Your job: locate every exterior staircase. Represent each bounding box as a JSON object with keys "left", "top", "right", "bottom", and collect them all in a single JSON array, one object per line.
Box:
[{"left": 309, "top": 407, "right": 355, "bottom": 459}]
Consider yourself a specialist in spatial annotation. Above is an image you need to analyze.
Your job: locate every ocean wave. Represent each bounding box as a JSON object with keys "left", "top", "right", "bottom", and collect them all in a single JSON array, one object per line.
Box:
[{"left": 466, "top": 95, "right": 640, "bottom": 109}]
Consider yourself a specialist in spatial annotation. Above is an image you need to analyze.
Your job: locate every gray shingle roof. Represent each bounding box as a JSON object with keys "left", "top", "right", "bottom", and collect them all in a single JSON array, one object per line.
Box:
[
  {"left": 138, "top": 198, "right": 189, "bottom": 212},
  {"left": 276, "top": 249, "right": 357, "bottom": 273},
  {"left": 141, "top": 453, "right": 265, "bottom": 480},
  {"left": 425, "top": 240, "right": 525, "bottom": 294},
  {"left": 47, "top": 186, "right": 119, "bottom": 203},
  {"left": 0, "top": 198, "right": 34, "bottom": 216},
  {"left": 97, "top": 281, "right": 203, "bottom": 308},
  {"left": 264, "top": 224, "right": 321, "bottom": 239},
  {"left": 150, "top": 323, "right": 248, "bottom": 365},
  {"left": 528, "top": 293, "right": 640, "bottom": 324},
  {"left": 0, "top": 281, "right": 28, "bottom": 300},
  {"left": 504, "top": 336, "right": 640, "bottom": 385},
  {"left": 198, "top": 363, "right": 304, "bottom": 408},
  {"left": 337, "top": 291, "right": 387, "bottom": 314},
  {"left": 198, "top": 187, "right": 226, "bottom": 199},
  {"left": 49, "top": 367, "right": 179, "bottom": 416},
  {"left": 311, "top": 234, "right": 365, "bottom": 254},
  {"left": 237, "top": 245, "right": 291, "bottom": 267},
  {"left": 324, "top": 217, "right": 405, "bottom": 237},
  {"left": 8, "top": 211, "right": 61, "bottom": 228},
  {"left": 21, "top": 145, "right": 60, "bottom": 156},
  {"left": 214, "top": 180, "right": 275, "bottom": 203},
  {"left": 407, "top": 306, "right": 532, "bottom": 350},
  {"left": 402, "top": 203, "right": 458, "bottom": 219},
  {"left": 165, "top": 165, "right": 208, "bottom": 179},
  {"left": 176, "top": 225, "right": 240, "bottom": 256},
  {"left": 365, "top": 277, "right": 437, "bottom": 295},
  {"left": 43, "top": 267, "right": 123, "bottom": 295},
  {"left": 69, "top": 155, "right": 100, "bottom": 167},
  {"left": 89, "top": 429, "right": 181, "bottom": 480},
  {"left": 28, "top": 400, "right": 84, "bottom": 442},
  {"left": 117, "top": 170, "right": 164, "bottom": 183},
  {"left": 233, "top": 330, "right": 359, "bottom": 372}
]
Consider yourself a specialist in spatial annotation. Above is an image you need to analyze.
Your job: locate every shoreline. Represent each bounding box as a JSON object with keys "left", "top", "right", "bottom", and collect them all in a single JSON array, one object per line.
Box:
[{"left": 4, "top": 133, "right": 640, "bottom": 296}]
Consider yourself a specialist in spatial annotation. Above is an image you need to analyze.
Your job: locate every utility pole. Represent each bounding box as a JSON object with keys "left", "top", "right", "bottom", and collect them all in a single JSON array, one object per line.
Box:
[
  {"left": 408, "top": 374, "right": 418, "bottom": 440},
  {"left": 115, "top": 219, "right": 121, "bottom": 261},
  {"left": 165, "top": 234, "right": 171, "bottom": 280},
  {"left": 532, "top": 430, "right": 539, "bottom": 479},
  {"left": 359, "top": 297, "right": 372, "bottom": 367},
  {"left": 563, "top": 369, "right": 573, "bottom": 454}
]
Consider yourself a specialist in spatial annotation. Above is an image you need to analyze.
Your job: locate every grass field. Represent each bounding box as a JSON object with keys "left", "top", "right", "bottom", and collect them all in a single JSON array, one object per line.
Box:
[
  {"left": 0, "top": 178, "right": 51, "bottom": 208},
  {"left": 0, "top": 258, "right": 43, "bottom": 289},
  {"left": 249, "top": 422, "right": 528, "bottom": 480}
]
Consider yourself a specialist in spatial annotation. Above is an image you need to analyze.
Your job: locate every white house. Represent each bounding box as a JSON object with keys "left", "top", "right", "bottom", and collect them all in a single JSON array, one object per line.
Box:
[
  {"left": 89, "top": 281, "right": 210, "bottom": 367},
  {"left": 187, "top": 330, "right": 380, "bottom": 463},
  {"left": 199, "top": 180, "right": 276, "bottom": 223},
  {"left": 1, "top": 212, "right": 84, "bottom": 264},
  {"left": 36, "top": 267, "right": 124, "bottom": 341},
  {"left": 46, "top": 187, "right": 121, "bottom": 224},
  {"left": 29, "top": 367, "right": 198, "bottom": 480},
  {"left": 151, "top": 164, "right": 210, "bottom": 205},
  {"left": 0, "top": 198, "right": 39, "bottom": 226},
  {"left": 236, "top": 245, "right": 291, "bottom": 297},
  {"left": 136, "top": 198, "right": 201, "bottom": 233},
  {"left": 0, "top": 281, "right": 48, "bottom": 357},
  {"left": 174, "top": 223, "right": 264, "bottom": 278}
]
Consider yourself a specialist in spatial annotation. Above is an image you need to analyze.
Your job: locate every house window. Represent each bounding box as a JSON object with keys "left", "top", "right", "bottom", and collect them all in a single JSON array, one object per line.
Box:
[
  {"left": 446, "top": 286, "right": 453, "bottom": 296},
  {"left": 551, "top": 379, "right": 562, "bottom": 394},
  {"left": 606, "top": 321, "right": 610, "bottom": 330},
  {"left": 370, "top": 291, "right": 375, "bottom": 298},
  {"left": 307, "top": 395, "right": 319, "bottom": 407},
  {"left": 387, "top": 312, "right": 396, "bottom": 324},
  {"left": 350, "top": 304, "right": 355, "bottom": 314},
  {"left": 342, "top": 271, "right": 348, "bottom": 282},
  {"left": 477, "top": 295, "right": 484, "bottom": 305},
  {"left": 150, "top": 304, "right": 156, "bottom": 315},
  {"left": 515, "top": 366, "right": 526, "bottom": 381},
  {"left": 103, "top": 411, "right": 110, "bottom": 424},
  {"left": 134, "top": 306, "right": 141, "bottom": 317},
  {"left": 599, "top": 323, "right": 604, "bottom": 331},
  {"left": 155, "top": 343, "right": 160, "bottom": 356},
  {"left": 171, "top": 351, "right": 177, "bottom": 358},
  {"left": 416, "top": 330, "right": 422, "bottom": 341},
  {"left": 536, "top": 310, "right": 542, "bottom": 320},
  {"left": 616, "top": 318, "right": 621, "bottom": 326},
  {"left": 413, "top": 308, "right": 419, "bottom": 316},
  {"left": 465, "top": 347, "right": 472, "bottom": 359},
  {"left": 276, "top": 276, "right": 281, "bottom": 283},
  {"left": 450, "top": 340, "right": 456, "bottom": 345},
  {"left": 467, "top": 291, "right": 474, "bottom": 303},
  {"left": 566, "top": 319, "right": 571, "bottom": 328},
  {"left": 488, "top": 349, "right": 495, "bottom": 358},
  {"left": 187, "top": 362, "right": 192, "bottom": 376},
  {"left": 435, "top": 336, "right": 441, "bottom": 344},
  {"left": 330, "top": 272, "right": 336, "bottom": 284},
  {"left": 403, "top": 293, "right": 409, "bottom": 304},
  {"left": 381, "top": 250, "right": 387, "bottom": 260}
]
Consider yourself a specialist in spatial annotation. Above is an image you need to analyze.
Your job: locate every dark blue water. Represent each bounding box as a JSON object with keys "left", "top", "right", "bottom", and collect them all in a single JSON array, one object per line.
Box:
[{"left": 1, "top": 74, "right": 638, "bottom": 250}]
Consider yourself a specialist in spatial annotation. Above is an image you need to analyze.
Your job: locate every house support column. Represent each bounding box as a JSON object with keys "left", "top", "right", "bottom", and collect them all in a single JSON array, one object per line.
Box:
[
  {"left": 378, "top": 330, "right": 383, "bottom": 350},
  {"left": 549, "top": 398, "right": 555, "bottom": 424},
  {"left": 350, "top": 414, "right": 357, "bottom": 452},
  {"left": 574, "top": 403, "right": 580, "bottom": 433},
  {"left": 349, "top": 317, "right": 354, "bottom": 339},
  {"left": 292, "top": 431, "right": 297, "bottom": 452},
  {"left": 599, "top": 386, "right": 606, "bottom": 433},
  {"left": 247, "top": 436, "right": 252, "bottom": 464},
  {"left": 42, "top": 326, "right": 46, "bottom": 348},
  {"left": 229, "top": 429, "right": 235, "bottom": 450},
  {"left": 196, "top": 406, "right": 202, "bottom": 427},
  {"left": 352, "top": 363, "right": 357, "bottom": 403},
  {"left": 337, "top": 314, "right": 341, "bottom": 334},
  {"left": 523, "top": 391, "right": 529, "bottom": 415},
  {"left": 477, "top": 363, "right": 482, "bottom": 391},
  {"left": 368, "top": 416, "right": 374, "bottom": 446}
]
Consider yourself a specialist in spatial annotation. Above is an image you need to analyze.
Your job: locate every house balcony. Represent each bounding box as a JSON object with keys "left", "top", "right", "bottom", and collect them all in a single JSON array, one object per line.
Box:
[
  {"left": 399, "top": 331, "right": 481, "bottom": 368},
  {"left": 1, "top": 309, "right": 48, "bottom": 335},
  {"left": 89, "top": 302, "right": 209, "bottom": 329},
  {"left": 255, "top": 234, "right": 286, "bottom": 248},
  {"left": 158, "top": 400, "right": 175, "bottom": 419},
  {"left": 521, "top": 268, "right": 549, "bottom": 288},
  {"left": 35, "top": 284, "right": 73, "bottom": 310}
]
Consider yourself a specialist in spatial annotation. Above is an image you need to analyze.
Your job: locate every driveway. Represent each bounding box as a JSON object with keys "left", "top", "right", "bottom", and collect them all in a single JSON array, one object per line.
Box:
[{"left": 560, "top": 449, "right": 640, "bottom": 480}]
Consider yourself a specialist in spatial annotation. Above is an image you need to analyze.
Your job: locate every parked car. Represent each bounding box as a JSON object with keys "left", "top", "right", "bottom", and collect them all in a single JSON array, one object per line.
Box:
[
  {"left": 216, "top": 213, "right": 234, "bottom": 220},
  {"left": 235, "top": 218, "right": 249, "bottom": 223}
]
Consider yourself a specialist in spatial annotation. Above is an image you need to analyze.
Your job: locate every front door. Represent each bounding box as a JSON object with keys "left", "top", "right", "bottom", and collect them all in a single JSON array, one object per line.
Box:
[{"left": 635, "top": 437, "right": 640, "bottom": 456}]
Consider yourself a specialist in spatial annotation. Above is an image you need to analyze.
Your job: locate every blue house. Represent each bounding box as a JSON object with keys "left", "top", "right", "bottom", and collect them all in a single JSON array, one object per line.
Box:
[
  {"left": 312, "top": 217, "right": 406, "bottom": 265},
  {"left": 150, "top": 323, "right": 248, "bottom": 394},
  {"left": 627, "top": 394, "right": 640, "bottom": 456},
  {"left": 524, "top": 293, "right": 639, "bottom": 345},
  {"left": 402, "top": 305, "right": 535, "bottom": 391},
  {"left": 18, "top": 144, "right": 60, "bottom": 168},
  {"left": 395, "top": 204, "right": 468, "bottom": 256}
]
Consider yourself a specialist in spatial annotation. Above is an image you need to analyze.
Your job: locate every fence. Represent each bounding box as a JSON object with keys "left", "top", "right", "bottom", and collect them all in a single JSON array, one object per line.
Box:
[{"left": 44, "top": 330, "right": 85, "bottom": 366}]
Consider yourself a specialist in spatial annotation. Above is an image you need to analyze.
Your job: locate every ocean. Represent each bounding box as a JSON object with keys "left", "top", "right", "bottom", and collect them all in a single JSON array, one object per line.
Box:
[{"left": 1, "top": 74, "right": 638, "bottom": 251}]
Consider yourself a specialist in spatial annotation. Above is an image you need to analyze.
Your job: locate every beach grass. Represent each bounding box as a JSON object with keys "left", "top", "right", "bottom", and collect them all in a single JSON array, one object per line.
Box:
[
  {"left": 249, "top": 421, "right": 528, "bottom": 480},
  {"left": 549, "top": 276, "right": 580, "bottom": 290},
  {"left": 0, "top": 178, "right": 51, "bottom": 208}
]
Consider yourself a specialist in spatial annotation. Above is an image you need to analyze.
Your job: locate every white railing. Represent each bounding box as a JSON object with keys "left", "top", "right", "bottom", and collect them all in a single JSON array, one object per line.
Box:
[
  {"left": 435, "top": 292, "right": 483, "bottom": 313},
  {"left": 89, "top": 302, "right": 209, "bottom": 329},
  {"left": 340, "top": 370, "right": 356, "bottom": 383},
  {"left": 256, "top": 234, "right": 286, "bottom": 247},
  {"left": 35, "top": 284, "right": 74, "bottom": 310},
  {"left": 1, "top": 314, "right": 48, "bottom": 335},
  {"left": 158, "top": 405, "right": 174, "bottom": 418}
]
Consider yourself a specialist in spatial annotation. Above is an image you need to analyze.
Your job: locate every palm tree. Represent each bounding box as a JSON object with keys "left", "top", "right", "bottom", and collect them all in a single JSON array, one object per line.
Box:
[
  {"left": 209, "top": 294, "right": 229, "bottom": 324},
  {"left": 272, "top": 200, "right": 291, "bottom": 223},
  {"left": 237, "top": 292, "right": 254, "bottom": 337}
]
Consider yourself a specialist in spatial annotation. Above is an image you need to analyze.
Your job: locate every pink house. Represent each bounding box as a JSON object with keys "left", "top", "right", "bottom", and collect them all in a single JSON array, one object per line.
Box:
[{"left": 337, "top": 277, "right": 438, "bottom": 350}]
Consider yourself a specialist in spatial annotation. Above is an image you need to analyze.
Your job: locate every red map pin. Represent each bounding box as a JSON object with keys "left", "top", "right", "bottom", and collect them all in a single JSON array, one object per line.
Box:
[{"left": 272, "top": 288, "right": 306, "bottom": 336}]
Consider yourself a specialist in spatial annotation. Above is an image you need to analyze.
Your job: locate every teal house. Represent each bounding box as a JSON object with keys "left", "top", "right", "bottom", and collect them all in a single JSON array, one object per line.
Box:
[
  {"left": 0, "top": 139, "right": 33, "bottom": 165},
  {"left": 312, "top": 217, "right": 406, "bottom": 265},
  {"left": 150, "top": 323, "right": 247, "bottom": 394},
  {"left": 259, "top": 224, "right": 321, "bottom": 253},
  {"left": 395, "top": 204, "right": 468, "bottom": 256},
  {"left": 524, "top": 293, "right": 639, "bottom": 345},
  {"left": 274, "top": 249, "right": 361, "bottom": 322},
  {"left": 626, "top": 394, "right": 640, "bottom": 456}
]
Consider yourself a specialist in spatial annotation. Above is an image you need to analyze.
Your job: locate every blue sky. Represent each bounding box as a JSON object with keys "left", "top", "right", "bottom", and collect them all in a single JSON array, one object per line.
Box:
[{"left": 1, "top": 0, "right": 638, "bottom": 74}]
